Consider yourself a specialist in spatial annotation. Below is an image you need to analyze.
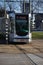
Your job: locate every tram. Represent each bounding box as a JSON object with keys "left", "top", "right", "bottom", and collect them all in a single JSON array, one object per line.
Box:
[{"left": 9, "top": 13, "right": 32, "bottom": 43}]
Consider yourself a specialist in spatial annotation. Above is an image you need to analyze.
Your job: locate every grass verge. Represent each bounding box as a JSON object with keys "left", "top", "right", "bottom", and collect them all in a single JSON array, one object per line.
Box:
[{"left": 32, "top": 32, "right": 43, "bottom": 39}]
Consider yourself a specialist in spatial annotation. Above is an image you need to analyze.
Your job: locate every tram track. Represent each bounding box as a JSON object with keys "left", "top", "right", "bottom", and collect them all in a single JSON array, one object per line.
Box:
[
  {"left": 15, "top": 45, "right": 43, "bottom": 59},
  {"left": 15, "top": 45, "right": 38, "bottom": 65},
  {"left": 0, "top": 43, "right": 43, "bottom": 65},
  {"left": 31, "top": 53, "right": 43, "bottom": 59},
  {"left": 31, "top": 45, "right": 43, "bottom": 59}
]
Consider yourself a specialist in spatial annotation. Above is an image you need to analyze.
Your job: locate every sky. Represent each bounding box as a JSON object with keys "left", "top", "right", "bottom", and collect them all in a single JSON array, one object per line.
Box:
[
  {"left": 0, "top": 0, "right": 43, "bottom": 13},
  {"left": 0, "top": 1, "right": 22, "bottom": 13}
]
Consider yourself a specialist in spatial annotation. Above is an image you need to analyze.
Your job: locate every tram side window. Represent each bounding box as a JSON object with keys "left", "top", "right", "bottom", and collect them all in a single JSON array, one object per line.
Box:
[
  {"left": 9, "top": 17, "right": 14, "bottom": 33},
  {"left": 0, "top": 9, "right": 5, "bottom": 17},
  {"left": 11, "top": 22, "right": 14, "bottom": 33}
]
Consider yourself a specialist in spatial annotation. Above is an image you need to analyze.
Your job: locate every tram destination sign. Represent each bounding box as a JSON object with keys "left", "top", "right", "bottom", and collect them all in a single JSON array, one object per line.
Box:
[{"left": 15, "top": 14, "right": 28, "bottom": 20}]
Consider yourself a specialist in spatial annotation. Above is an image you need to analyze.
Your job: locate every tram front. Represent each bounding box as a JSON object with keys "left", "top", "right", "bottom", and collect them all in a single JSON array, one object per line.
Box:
[{"left": 12, "top": 13, "right": 32, "bottom": 43}]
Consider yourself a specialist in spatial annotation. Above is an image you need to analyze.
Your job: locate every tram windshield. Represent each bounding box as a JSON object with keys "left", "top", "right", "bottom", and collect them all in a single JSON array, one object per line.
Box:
[{"left": 15, "top": 14, "right": 29, "bottom": 36}]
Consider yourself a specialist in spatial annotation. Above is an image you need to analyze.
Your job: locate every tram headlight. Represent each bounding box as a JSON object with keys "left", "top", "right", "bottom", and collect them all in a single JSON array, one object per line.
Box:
[{"left": 29, "top": 13, "right": 31, "bottom": 18}]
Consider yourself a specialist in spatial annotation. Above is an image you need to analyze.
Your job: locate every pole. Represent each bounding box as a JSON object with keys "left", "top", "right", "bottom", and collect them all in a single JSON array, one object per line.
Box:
[
  {"left": 29, "top": 0, "right": 32, "bottom": 43},
  {"left": 23, "top": 0, "right": 25, "bottom": 13},
  {"left": 4, "top": 0, "right": 9, "bottom": 44}
]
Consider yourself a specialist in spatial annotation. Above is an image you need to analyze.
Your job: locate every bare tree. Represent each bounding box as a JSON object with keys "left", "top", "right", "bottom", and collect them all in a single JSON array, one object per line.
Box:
[{"left": 31, "top": 0, "right": 43, "bottom": 13}]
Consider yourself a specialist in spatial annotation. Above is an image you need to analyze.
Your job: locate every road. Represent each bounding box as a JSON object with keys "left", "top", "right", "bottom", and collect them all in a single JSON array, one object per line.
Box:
[
  {"left": 0, "top": 53, "right": 43, "bottom": 65},
  {"left": 0, "top": 40, "right": 43, "bottom": 65},
  {"left": 0, "top": 53, "right": 35, "bottom": 65}
]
